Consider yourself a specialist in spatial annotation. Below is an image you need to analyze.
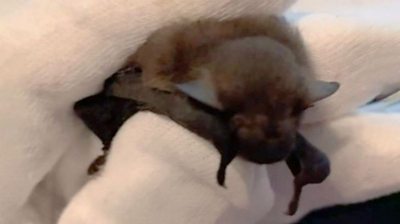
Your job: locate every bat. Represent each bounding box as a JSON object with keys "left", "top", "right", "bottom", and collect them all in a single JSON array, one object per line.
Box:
[
  {"left": 74, "top": 15, "right": 336, "bottom": 215},
  {"left": 107, "top": 68, "right": 331, "bottom": 215},
  {"left": 75, "top": 69, "right": 330, "bottom": 215},
  {"left": 74, "top": 69, "right": 330, "bottom": 215},
  {"left": 121, "top": 15, "right": 339, "bottom": 166}
]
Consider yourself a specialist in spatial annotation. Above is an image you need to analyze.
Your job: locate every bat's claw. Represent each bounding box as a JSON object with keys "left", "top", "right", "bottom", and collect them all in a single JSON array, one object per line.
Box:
[
  {"left": 217, "top": 171, "right": 226, "bottom": 187},
  {"left": 88, "top": 153, "right": 108, "bottom": 175}
]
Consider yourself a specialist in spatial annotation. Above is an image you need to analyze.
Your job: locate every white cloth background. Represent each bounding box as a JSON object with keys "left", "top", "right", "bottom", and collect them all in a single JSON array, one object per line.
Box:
[{"left": 0, "top": 0, "right": 399, "bottom": 224}]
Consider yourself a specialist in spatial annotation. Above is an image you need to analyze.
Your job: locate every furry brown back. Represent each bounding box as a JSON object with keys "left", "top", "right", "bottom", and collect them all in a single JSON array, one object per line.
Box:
[{"left": 127, "top": 16, "right": 309, "bottom": 91}]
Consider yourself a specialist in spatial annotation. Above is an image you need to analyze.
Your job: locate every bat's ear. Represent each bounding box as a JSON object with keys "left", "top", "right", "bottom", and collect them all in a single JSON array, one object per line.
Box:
[
  {"left": 175, "top": 69, "right": 224, "bottom": 110},
  {"left": 308, "top": 81, "right": 340, "bottom": 102}
]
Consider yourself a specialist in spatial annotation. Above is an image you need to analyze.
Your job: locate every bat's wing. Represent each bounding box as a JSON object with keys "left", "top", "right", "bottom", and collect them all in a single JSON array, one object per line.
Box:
[{"left": 74, "top": 93, "right": 139, "bottom": 148}]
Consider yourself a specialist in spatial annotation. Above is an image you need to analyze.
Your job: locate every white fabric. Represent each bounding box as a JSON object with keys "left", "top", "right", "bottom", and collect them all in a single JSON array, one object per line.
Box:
[
  {"left": 287, "top": 8, "right": 400, "bottom": 123},
  {"left": 0, "top": 0, "right": 293, "bottom": 223},
  {"left": 1, "top": 0, "right": 400, "bottom": 223},
  {"left": 58, "top": 112, "right": 273, "bottom": 224},
  {"left": 263, "top": 112, "right": 400, "bottom": 223}
]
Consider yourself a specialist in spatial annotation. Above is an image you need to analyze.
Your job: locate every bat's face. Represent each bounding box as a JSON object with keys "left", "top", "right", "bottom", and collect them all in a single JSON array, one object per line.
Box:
[
  {"left": 176, "top": 37, "right": 339, "bottom": 164},
  {"left": 229, "top": 102, "right": 304, "bottom": 164},
  {"left": 223, "top": 79, "right": 310, "bottom": 163}
]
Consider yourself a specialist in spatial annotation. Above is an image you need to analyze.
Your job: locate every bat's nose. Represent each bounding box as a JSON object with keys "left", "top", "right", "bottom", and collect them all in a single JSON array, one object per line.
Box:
[
  {"left": 241, "top": 143, "right": 293, "bottom": 164},
  {"left": 264, "top": 124, "right": 282, "bottom": 139}
]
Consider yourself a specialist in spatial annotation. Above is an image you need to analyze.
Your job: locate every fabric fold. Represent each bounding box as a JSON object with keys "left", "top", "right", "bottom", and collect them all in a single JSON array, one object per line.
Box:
[{"left": 58, "top": 112, "right": 274, "bottom": 224}]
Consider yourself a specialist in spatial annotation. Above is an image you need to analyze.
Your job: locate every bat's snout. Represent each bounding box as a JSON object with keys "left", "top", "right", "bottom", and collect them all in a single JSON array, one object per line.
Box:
[{"left": 239, "top": 139, "right": 295, "bottom": 164}]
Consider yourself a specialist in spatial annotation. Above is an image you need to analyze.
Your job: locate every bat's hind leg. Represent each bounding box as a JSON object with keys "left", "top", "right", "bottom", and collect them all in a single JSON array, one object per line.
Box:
[{"left": 88, "top": 145, "right": 110, "bottom": 175}]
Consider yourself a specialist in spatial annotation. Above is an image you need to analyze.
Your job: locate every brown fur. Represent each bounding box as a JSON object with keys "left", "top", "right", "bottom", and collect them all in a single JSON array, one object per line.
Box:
[
  {"left": 74, "top": 16, "right": 333, "bottom": 215},
  {"left": 124, "top": 15, "right": 315, "bottom": 163},
  {"left": 105, "top": 69, "right": 330, "bottom": 215},
  {"left": 127, "top": 16, "right": 310, "bottom": 90}
]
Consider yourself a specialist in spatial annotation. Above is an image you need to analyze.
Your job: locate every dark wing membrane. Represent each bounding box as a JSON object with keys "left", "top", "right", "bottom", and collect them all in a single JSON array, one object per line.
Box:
[{"left": 74, "top": 93, "right": 139, "bottom": 148}]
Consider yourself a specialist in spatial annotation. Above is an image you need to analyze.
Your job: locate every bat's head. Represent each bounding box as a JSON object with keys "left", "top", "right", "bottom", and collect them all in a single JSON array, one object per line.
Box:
[{"left": 176, "top": 37, "right": 339, "bottom": 164}]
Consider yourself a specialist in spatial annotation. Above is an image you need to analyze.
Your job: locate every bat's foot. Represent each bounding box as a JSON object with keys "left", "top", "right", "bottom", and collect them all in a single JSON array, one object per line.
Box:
[{"left": 88, "top": 152, "right": 108, "bottom": 175}]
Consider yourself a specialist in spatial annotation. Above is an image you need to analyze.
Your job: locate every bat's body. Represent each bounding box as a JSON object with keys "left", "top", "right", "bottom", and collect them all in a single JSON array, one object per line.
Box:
[
  {"left": 128, "top": 16, "right": 309, "bottom": 92},
  {"left": 120, "top": 16, "right": 339, "bottom": 165},
  {"left": 106, "top": 71, "right": 331, "bottom": 215},
  {"left": 74, "top": 15, "right": 338, "bottom": 215}
]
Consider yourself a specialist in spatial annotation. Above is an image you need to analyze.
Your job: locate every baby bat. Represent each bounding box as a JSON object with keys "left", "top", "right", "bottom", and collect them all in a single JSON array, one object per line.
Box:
[
  {"left": 121, "top": 15, "right": 339, "bottom": 167},
  {"left": 106, "top": 69, "right": 331, "bottom": 215},
  {"left": 75, "top": 69, "right": 330, "bottom": 215},
  {"left": 74, "top": 15, "right": 335, "bottom": 215}
]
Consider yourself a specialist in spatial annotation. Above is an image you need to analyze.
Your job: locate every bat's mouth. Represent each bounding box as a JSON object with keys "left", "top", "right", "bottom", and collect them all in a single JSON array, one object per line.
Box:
[{"left": 239, "top": 141, "right": 295, "bottom": 164}]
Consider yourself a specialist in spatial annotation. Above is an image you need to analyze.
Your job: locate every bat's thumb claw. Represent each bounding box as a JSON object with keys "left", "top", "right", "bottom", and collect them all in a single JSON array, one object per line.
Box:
[{"left": 217, "top": 170, "right": 226, "bottom": 187}]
